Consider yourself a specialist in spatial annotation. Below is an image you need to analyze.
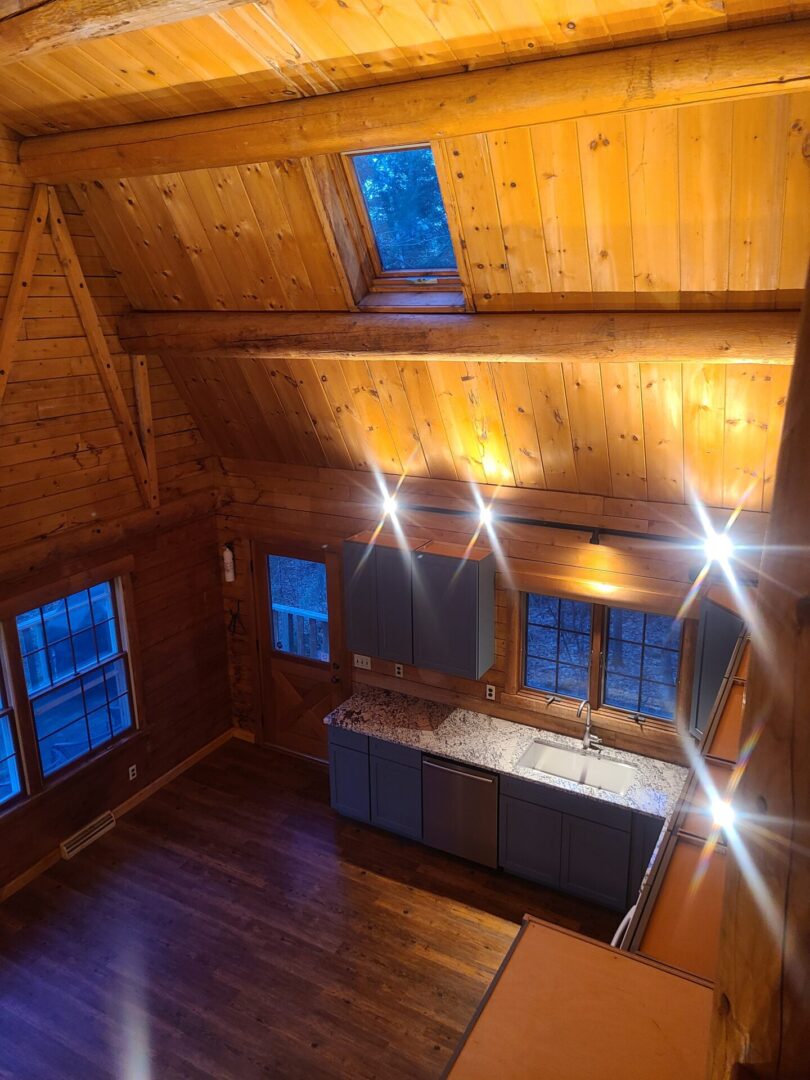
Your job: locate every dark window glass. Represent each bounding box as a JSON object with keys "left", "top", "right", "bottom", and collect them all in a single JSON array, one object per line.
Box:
[
  {"left": 525, "top": 594, "right": 592, "bottom": 700},
  {"left": 17, "top": 582, "right": 133, "bottom": 779},
  {"left": 0, "top": 681, "right": 21, "bottom": 808},
  {"left": 604, "top": 608, "right": 681, "bottom": 721},
  {"left": 268, "top": 556, "right": 329, "bottom": 663},
  {"left": 352, "top": 147, "right": 456, "bottom": 272}
]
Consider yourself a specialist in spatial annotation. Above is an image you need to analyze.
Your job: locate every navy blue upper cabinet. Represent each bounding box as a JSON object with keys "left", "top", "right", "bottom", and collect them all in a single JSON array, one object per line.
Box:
[
  {"left": 412, "top": 543, "right": 495, "bottom": 680},
  {"left": 343, "top": 533, "right": 425, "bottom": 664},
  {"left": 690, "top": 597, "right": 745, "bottom": 739}
]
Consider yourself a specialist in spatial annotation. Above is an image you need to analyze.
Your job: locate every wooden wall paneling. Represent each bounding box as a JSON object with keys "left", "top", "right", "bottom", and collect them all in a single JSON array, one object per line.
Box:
[
  {"left": 160, "top": 354, "right": 236, "bottom": 458},
  {"left": 722, "top": 366, "right": 771, "bottom": 511},
  {"left": 492, "top": 363, "right": 547, "bottom": 489},
  {"left": 426, "top": 361, "right": 489, "bottom": 484},
  {"left": 761, "top": 364, "right": 792, "bottom": 513},
  {"left": 131, "top": 353, "right": 159, "bottom": 505},
  {"left": 728, "top": 95, "right": 790, "bottom": 303},
  {"left": 625, "top": 107, "right": 680, "bottom": 302},
  {"left": 577, "top": 113, "right": 635, "bottom": 301},
  {"left": 289, "top": 357, "right": 355, "bottom": 471},
  {"left": 639, "top": 363, "right": 685, "bottom": 504},
  {"left": 47, "top": 187, "right": 155, "bottom": 508},
  {"left": 682, "top": 363, "right": 727, "bottom": 507},
  {"left": 485, "top": 127, "right": 552, "bottom": 301},
  {"left": 335, "top": 358, "right": 403, "bottom": 475},
  {"left": 365, "top": 359, "right": 430, "bottom": 478},
  {"left": 431, "top": 139, "right": 476, "bottom": 311},
  {"left": 301, "top": 155, "right": 369, "bottom": 308},
  {"left": 264, "top": 357, "right": 329, "bottom": 468},
  {"left": 238, "top": 356, "right": 300, "bottom": 464},
  {"left": 396, "top": 359, "right": 459, "bottom": 481},
  {"left": 461, "top": 361, "right": 517, "bottom": 485},
  {"left": 677, "top": 101, "right": 734, "bottom": 299},
  {"left": 445, "top": 134, "right": 512, "bottom": 308},
  {"left": 197, "top": 352, "right": 269, "bottom": 460},
  {"left": 602, "top": 361, "right": 648, "bottom": 499},
  {"left": 308, "top": 355, "right": 378, "bottom": 471},
  {"left": 778, "top": 91, "right": 810, "bottom": 293},
  {"left": 212, "top": 355, "right": 284, "bottom": 462},
  {"left": 562, "top": 362, "right": 612, "bottom": 495},
  {"left": 524, "top": 363, "right": 579, "bottom": 492},
  {"left": 530, "top": 119, "right": 593, "bottom": 302},
  {"left": 0, "top": 184, "right": 48, "bottom": 404}
]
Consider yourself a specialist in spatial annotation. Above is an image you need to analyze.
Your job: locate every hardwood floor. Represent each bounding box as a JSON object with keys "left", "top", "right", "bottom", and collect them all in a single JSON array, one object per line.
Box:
[{"left": 0, "top": 741, "right": 618, "bottom": 1080}]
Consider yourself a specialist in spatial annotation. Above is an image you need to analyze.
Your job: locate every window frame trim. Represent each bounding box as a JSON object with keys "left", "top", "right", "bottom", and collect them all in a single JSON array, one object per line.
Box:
[
  {"left": 0, "top": 556, "right": 143, "bottom": 803},
  {"left": 341, "top": 144, "right": 463, "bottom": 293},
  {"left": 255, "top": 542, "right": 336, "bottom": 671},
  {"left": 516, "top": 589, "right": 698, "bottom": 733}
]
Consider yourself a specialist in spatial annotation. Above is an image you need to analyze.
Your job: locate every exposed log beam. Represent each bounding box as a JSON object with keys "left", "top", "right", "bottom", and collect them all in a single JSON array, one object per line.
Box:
[
  {"left": 0, "top": 0, "right": 247, "bottom": 66},
  {"left": 19, "top": 22, "right": 810, "bottom": 184},
  {"left": 709, "top": 277, "right": 810, "bottom": 1075},
  {"left": 47, "top": 187, "right": 157, "bottom": 510},
  {"left": 117, "top": 310, "right": 800, "bottom": 365},
  {"left": 0, "top": 184, "right": 48, "bottom": 405}
]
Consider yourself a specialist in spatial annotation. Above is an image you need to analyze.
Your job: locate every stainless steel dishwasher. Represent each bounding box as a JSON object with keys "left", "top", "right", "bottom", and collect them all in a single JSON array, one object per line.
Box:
[{"left": 422, "top": 755, "right": 499, "bottom": 868}]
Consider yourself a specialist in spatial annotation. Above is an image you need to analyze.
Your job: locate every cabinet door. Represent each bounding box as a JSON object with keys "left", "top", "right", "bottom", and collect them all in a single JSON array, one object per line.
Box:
[
  {"left": 499, "top": 796, "right": 562, "bottom": 888},
  {"left": 329, "top": 744, "right": 370, "bottom": 823},
  {"left": 343, "top": 540, "right": 377, "bottom": 657},
  {"left": 561, "top": 815, "right": 631, "bottom": 911},
  {"left": 375, "top": 544, "right": 414, "bottom": 663},
  {"left": 370, "top": 756, "right": 422, "bottom": 839},
  {"left": 690, "top": 598, "right": 744, "bottom": 738},
  {"left": 413, "top": 552, "right": 479, "bottom": 677}
]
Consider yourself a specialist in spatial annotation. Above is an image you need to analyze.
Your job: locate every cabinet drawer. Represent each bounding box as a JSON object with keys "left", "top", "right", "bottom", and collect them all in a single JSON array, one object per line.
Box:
[
  {"left": 369, "top": 737, "right": 421, "bottom": 768},
  {"left": 501, "top": 772, "right": 631, "bottom": 832},
  {"left": 328, "top": 725, "right": 369, "bottom": 753}
]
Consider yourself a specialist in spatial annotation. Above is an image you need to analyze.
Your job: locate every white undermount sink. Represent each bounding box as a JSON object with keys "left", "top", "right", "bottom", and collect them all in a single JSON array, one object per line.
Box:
[{"left": 517, "top": 739, "right": 637, "bottom": 795}]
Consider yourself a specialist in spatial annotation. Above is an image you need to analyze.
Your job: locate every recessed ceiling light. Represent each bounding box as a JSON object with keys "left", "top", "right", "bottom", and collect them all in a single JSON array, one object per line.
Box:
[
  {"left": 704, "top": 530, "right": 734, "bottom": 564},
  {"left": 479, "top": 505, "right": 493, "bottom": 527},
  {"left": 711, "top": 796, "right": 736, "bottom": 831},
  {"left": 382, "top": 493, "right": 398, "bottom": 518}
]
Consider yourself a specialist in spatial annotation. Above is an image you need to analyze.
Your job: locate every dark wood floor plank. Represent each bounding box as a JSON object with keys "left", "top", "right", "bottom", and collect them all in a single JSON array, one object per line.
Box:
[{"left": 0, "top": 742, "right": 617, "bottom": 1078}]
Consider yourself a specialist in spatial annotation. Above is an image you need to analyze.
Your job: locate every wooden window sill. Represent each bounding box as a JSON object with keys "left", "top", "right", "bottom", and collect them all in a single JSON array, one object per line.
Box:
[{"left": 358, "top": 289, "right": 467, "bottom": 313}]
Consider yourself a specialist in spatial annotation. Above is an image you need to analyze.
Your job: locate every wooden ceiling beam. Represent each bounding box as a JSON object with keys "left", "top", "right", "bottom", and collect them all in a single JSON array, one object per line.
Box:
[
  {"left": 117, "top": 310, "right": 800, "bottom": 365},
  {"left": 19, "top": 22, "right": 810, "bottom": 183},
  {"left": 0, "top": 0, "right": 247, "bottom": 66}
]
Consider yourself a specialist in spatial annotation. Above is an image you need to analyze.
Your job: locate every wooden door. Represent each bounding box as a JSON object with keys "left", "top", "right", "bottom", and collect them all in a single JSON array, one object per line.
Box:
[{"left": 254, "top": 543, "right": 348, "bottom": 760}]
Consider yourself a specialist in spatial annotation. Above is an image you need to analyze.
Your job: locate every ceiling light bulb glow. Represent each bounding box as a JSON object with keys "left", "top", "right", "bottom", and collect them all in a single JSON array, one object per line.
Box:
[
  {"left": 382, "top": 493, "right": 398, "bottom": 517},
  {"left": 711, "top": 797, "right": 736, "bottom": 831},
  {"left": 479, "top": 505, "right": 493, "bottom": 527},
  {"left": 704, "top": 530, "right": 734, "bottom": 564}
]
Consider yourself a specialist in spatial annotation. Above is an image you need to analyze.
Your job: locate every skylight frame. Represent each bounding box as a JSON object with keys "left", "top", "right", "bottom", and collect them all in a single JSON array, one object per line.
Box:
[{"left": 342, "top": 144, "right": 463, "bottom": 293}]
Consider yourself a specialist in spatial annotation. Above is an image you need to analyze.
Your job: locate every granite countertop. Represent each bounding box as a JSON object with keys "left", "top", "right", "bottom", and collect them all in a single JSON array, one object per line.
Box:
[{"left": 324, "top": 686, "right": 688, "bottom": 819}]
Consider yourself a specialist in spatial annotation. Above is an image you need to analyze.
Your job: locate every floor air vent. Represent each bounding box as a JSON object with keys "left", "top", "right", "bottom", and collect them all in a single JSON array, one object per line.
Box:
[{"left": 60, "top": 811, "right": 116, "bottom": 859}]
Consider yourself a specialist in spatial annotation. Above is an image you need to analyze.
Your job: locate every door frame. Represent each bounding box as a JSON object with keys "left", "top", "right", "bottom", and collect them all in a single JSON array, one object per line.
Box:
[{"left": 252, "top": 539, "right": 349, "bottom": 754}]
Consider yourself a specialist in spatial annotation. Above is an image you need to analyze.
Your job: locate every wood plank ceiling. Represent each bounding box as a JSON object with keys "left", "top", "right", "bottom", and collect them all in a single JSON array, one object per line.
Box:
[
  {"left": 68, "top": 91, "right": 810, "bottom": 313},
  {"left": 1, "top": 0, "right": 807, "bottom": 136},
  {"left": 166, "top": 354, "right": 792, "bottom": 513}
]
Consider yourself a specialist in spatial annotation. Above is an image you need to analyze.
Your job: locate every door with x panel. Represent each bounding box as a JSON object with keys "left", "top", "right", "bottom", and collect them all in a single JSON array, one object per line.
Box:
[{"left": 255, "top": 544, "right": 347, "bottom": 759}]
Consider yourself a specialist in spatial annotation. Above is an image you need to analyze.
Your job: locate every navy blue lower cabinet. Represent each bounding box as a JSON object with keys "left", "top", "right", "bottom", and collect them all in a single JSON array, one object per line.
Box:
[
  {"left": 560, "top": 815, "right": 631, "bottom": 911},
  {"left": 628, "top": 812, "right": 666, "bottom": 903},
  {"left": 370, "top": 755, "right": 422, "bottom": 839},
  {"left": 499, "top": 795, "right": 562, "bottom": 888},
  {"left": 328, "top": 727, "right": 370, "bottom": 823}
]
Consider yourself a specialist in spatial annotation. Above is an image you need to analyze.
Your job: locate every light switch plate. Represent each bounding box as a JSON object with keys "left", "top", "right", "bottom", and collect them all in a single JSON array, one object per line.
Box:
[
  {"left": 486, "top": 684, "right": 496, "bottom": 701},
  {"left": 353, "top": 654, "right": 371, "bottom": 670},
  {"left": 394, "top": 663, "right": 403, "bottom": 678}
]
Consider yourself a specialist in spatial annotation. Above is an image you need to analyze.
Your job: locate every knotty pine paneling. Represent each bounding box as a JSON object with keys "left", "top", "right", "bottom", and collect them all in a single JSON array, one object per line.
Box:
[
  {"left": 0, "top": 514, "right": 231, "bottom": 887},
  {"left": 0, "top": 128, "right": 218, "bottom": 554},
  {"left": 172, "top": 353, "right": 792, "bottom": 513},
  {"left": 217, "top": 459, "right": 770, "bottom": 764},
  {"left": 0, "top": 0, "right": 804, "bottom": 136}
]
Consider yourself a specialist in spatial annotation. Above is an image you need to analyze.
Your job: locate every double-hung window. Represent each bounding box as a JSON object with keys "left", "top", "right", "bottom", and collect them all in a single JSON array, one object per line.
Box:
[
  {"left": 0, "top": 570, "right": 137, "bottom": 813},
  {"left": 8, "top": 576, "right": 135, "bottom": 790},
  {"left": 524, "top": 592, "right": 683, "bottom": 724},
  {"left": 0, "top": 670, "right": 22, "bottom": 808}
]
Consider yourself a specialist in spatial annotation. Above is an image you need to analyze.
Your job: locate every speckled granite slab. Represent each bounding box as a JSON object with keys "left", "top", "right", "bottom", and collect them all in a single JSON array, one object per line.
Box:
[{"left": 324, "top": 685, "right": 688, "bottom": 819}]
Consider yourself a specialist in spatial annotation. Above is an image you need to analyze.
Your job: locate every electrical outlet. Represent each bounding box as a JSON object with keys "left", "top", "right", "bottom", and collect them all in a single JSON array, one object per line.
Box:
[
  {"left": 486, "top": 684, "right": 496, "bottom": 701},
  {"left": 128, "top": 764, "right": 137, "bottom": 782},
  {"left": 394, "top": 663, "right": 403, "bottom": 678},
  {"left": 353, "top": 654, "right": 371, "bottom": 670}
]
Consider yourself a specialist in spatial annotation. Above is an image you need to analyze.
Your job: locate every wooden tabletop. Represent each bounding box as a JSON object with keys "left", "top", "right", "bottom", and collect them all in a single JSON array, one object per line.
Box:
[{"left": 446, "top": 916, "right": 713, "bottom": 1080}]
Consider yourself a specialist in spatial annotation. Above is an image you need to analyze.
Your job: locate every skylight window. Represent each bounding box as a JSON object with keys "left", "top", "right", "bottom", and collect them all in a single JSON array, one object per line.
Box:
[{"left": 351, "top": 146, "right": 456, "bottom": 274}]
